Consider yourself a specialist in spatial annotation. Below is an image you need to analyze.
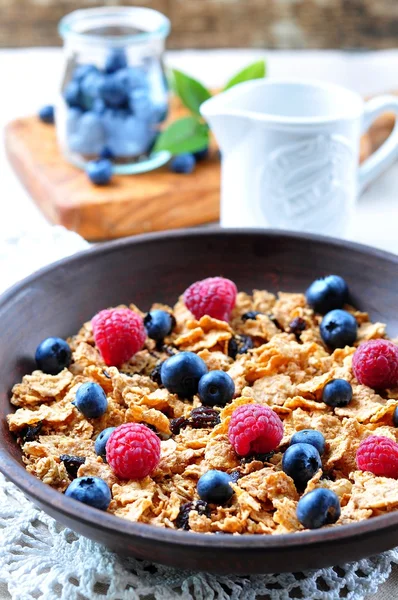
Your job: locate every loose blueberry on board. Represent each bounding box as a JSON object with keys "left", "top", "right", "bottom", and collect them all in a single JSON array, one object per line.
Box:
[
  {"left": 393, "top": 406, "right": 398, "bottom": 427},
  {"left": 160, "top": 352, "right": 208, "bottom": 398},
  {"left": 296, "top": 488, "right": 341, "bottom": 529},
  {"left": 35, "top": 337, "right": 72, "bottom": 375},
  {"left": 144, "top": 310, "right": 175, "bottom": 341},
  {"left": 105, "top": 48, "right": 128, "bottom": 74},
  {"left": 65, "top": 476, "right": 111, "bottom": 511},
  {"left": 306, "top": 275, "right": 348, "bottom": 314},
  {"left": 72, "top": 382, "right": 108, "bottom": 419},
  {"left": 322, "top": 379, "right": 353, "bottom": 408},
  {"left": 95, "top": 427, "right": 117, "bottom": 459},
  {"left": 193, "top": 146, "right": 209, "bottom": 161},
  {"left": 169, "top": 154, "right": 196, "bottom": 174},
  {"left": 320, "top": 309, "right": 357, "bottom": 349},
  {"left": 282, "top": 443, "right": 322, "bottom": 490},
  {"left": 38, "top": 105, "right": 55, "bottom": 124},
  {"left": 197, "top": 470, "right": 234, "bottom": 504},
  {"left": 63, "top": 81, "right": 81, "bottom": 108},
  {"left": 290, "top": 430, "right": 326, "bottom": 455},
  {"left": 198, "top": 370, "right": 235, "bottom": 407},
  {"left": 86, "top": 159, "right": 113, "bottom": 186}
]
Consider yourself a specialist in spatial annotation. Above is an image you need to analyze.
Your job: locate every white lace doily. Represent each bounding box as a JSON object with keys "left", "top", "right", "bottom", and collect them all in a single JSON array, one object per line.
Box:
[{"left": 0, "top": 226, "right": 398, "bottom": 600}]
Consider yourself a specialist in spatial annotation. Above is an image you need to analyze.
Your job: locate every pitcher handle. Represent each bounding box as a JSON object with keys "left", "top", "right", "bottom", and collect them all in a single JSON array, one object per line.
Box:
[{"left": 358, "top": 95, "right": 398, "bottom": 194}]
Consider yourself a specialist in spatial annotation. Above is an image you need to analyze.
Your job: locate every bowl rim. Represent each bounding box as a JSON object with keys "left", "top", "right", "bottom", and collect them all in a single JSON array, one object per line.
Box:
[{"left": 1, "top": 227, "right": 398, "bottom": 551}]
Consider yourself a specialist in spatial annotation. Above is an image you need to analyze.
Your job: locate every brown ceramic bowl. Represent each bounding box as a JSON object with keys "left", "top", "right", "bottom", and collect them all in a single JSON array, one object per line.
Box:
[{"left": 0, "top": 229, "right": 398, "bottom": 575}]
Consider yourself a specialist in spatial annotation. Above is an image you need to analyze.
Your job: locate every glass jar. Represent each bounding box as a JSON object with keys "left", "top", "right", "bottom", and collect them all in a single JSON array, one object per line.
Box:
[{"left": 57, "top": 7, "right": 170, "bottom": 174}]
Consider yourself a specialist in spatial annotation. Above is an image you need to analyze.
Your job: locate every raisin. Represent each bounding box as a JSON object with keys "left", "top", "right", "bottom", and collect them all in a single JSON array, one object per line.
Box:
[
  {"left": 320, "top": 470, "right": 336, "bottom": 482},
  {"left": 289, "top": 317, "right": 306, "bottom": 339},
  {"left": 150, "top": 362, "right": 164, "bottom": 385},
  {"left": 240, "top": 450, "right": 275, "bottom": 465},
  {"left": 241, "top": 311, "right": 262, "bottom": 322},
  {"left": 176, "top": 500, "right": 210, "bottom": 530},
  {"left": 268, "top": 314, "right": 284, "bottom": 331},
  {"left": 189, "top": 407, "right": 220, "bottom": 429},
  {"left": 60, "top": 454, "right": 86, "bottom": 479},
  {"left": 228, "top": 335, "right": 253, "bottom": 360},
  {"left": 143, "top": 423, "right": 157, "bottom": 433},
  {"left": 170, "top": 416, "right": 188, "bottom": 435},
  {"left": 20, "top": 421, "right": 43, "bottom": 443}
]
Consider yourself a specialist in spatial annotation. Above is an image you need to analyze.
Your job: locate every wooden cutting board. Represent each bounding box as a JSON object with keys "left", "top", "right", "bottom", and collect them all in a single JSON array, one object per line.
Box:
[
  {"left": 4, "top": 94, "right": 395, "bottom": 241},
  {"left": 4, "top": 95, "right": 220, "bottom": 241}
]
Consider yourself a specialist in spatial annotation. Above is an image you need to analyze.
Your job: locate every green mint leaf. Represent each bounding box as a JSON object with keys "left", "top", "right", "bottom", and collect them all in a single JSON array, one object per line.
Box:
[
  {"left": 223, "top": 60, "right": 266, "bottom": 91},
  {"left": 154, "top": 117, "right": 209, "bottom": 154},
  {"left": 171, "top": 69, "right": 212, "bottom": 116}
]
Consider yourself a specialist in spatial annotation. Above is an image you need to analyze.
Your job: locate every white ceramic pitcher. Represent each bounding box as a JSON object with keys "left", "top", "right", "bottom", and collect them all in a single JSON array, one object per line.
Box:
[{"left": 200, "top": 79, "right": 398, "bottom": 236}]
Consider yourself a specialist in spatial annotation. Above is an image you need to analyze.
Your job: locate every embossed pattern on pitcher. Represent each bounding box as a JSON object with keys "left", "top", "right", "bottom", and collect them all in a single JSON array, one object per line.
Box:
[{"left": 260, "top": 135, "right": 355, "bottom": 230}]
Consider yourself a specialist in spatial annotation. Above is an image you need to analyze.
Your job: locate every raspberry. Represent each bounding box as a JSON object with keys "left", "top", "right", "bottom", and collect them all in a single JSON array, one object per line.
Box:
[
  {"left": 356, "top": 436, "right": 398, "bottom": 478},
  {"left": 92, "top": 308, "right": 146, "bottom": 367},
  {"left": 228, "top": 403, "right": 284, "bottom": 457},
  {"left": 183, "top": 277, "right": 237, "bottom": 322},
  {"left": 106, "top": 423, "right": 160, "bottom": 480},
  {"left": 352, "top": 339, "right": 398, "bottom": 389}
]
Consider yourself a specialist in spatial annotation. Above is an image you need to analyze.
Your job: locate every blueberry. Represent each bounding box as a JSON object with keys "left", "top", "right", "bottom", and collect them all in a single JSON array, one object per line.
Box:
[
  {"left": 282, "top": 443, "right": 322, "bottom": 490},
  {"left": 290, "top": 430, "right": 326, "bottom": 455},
  {"left": 65, "top": 476, "right": 111, "bottom": 510},
  {"left": 105, "top": 49, "right": 128, "bottom": 74},
  {"left": 114, "top": 67, "right": 148, "bottom": 90},
  {"left": 35, "top": 337, "right": 72, "bottom": 375},
  {"left": 144, "top": 310, "right": 174, "bottom": 341},
  {"left": 160, "top": 352, "right": 208, "bottom": 398},
  {"left": 296, "top": 488, "right": 341, "bottom": 529},
  {"left": 320, "top": 309, "right": 357, "bottom": 349},
  {"left": 198, "top": 370, "right": 235, "bottom": 407},
  {"left": 73, "top": 64, "right": 97, "bottom": 82},
  {"left": 197, "top": 470, "right": 234, "bottom": 504},
  {"left": 92, "top": 98, "right": 106, "bottom": 115},
  {"left": 86, "top": 159, "right": 112, "bottom": 185},
  {"left": 129, "top": 88, "right": 156, "bottom": 122},
  {"left": 152, "top": 104, "right": 169, "bottom": 124},
  {"left": 393, "top": 406, "right": 398, "bottom": 427},
  {"left": 99, "top": 146, "right": 114, "bottom": 160},
  {"left": 322, "top": 379, "right": 353, "bottom": 407},
  {"left": 99, "top": 75, "right": 128, "bottom": 108},
  {"left": 64, "top": 81, "right": 81, "bottom": 108},
  {"left": 72, "top": 382, "right": 108, "bottom": 418},
  {"left": 38, "top": 105, "right": 55, "bottom": 124},
  {"left": 80, "top": 69, "right": 104, "bottom": 109},
  {"left": 94, "top": 427, "right": 116, "bottom": 459},
  {"left": 103, "top": 113, "right": 152, "bottom": 157},
  {"left": 169, "top": 154, "right": 196, "bottom": 174},
  {"left": 193, "top": 146, "right": 209, "bottom": 161},
  {"left": 306, "top": 275, "right": 348, "bottom": 315},
  {"left": 69, "top": 111, "right": 106, "bottom": 155},
  {"left": 66, "top": 107, "right": 82, "bottom": 136}
]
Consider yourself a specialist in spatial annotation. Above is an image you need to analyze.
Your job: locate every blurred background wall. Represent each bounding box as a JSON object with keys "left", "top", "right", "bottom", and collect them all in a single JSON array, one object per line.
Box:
[{"left": 1, "top": 0, "right": 398, "bottom": 49}]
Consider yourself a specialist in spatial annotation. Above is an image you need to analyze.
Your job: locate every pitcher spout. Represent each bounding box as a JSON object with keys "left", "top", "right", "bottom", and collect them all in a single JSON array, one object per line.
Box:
[{"left": 200, "top": 85, "right": 255, "bottom": 153}]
